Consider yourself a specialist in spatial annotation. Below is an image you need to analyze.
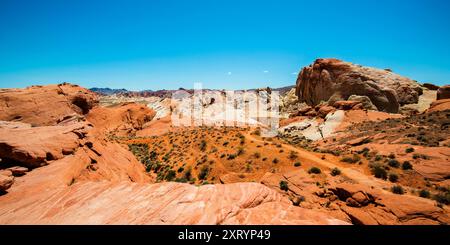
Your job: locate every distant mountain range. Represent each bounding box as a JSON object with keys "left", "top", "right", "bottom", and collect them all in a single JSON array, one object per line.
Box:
[{"left": 89, "top": 85, "right": 295, "bottom": 97}]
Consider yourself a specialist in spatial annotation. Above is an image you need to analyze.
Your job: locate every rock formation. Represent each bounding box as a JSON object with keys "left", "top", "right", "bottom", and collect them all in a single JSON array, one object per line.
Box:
[
  {"left": 295, "top": 58, "right": 423, "bottom": 113},
  {"left": 0, "top": 181, "right": 348, "bottom": 224},
  {"left": 0, "top": 83, "right": 98, "bottom": 126},
  {"left": 437, "top": 85, "right": 450, "bottom": 100}
]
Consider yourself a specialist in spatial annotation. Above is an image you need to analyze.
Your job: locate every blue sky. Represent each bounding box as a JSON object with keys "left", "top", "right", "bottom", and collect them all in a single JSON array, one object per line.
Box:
[{"left": 0, "top": 0, "right": 449, "bottom": 90}]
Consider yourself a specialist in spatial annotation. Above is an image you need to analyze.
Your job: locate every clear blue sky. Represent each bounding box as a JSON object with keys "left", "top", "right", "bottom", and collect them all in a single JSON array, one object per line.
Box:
[{"left": 1, "top": 0, "right": 449, "bottom": 90}]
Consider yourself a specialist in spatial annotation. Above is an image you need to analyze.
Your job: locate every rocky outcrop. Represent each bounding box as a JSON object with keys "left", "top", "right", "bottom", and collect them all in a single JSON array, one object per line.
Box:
[
  {"left": 295, "top": 59, "right": 422, "bottom": 113},
  {"left": 0, "top": 121, "right": 89, "bottom": 168},
  {"left": 423, "top": 83, "right": 440, "bottom": 90},
  {"left": 437, "top": 85, "right": 450, "bottom": 100},
  {"left": 0, "top": 171, "right": 14, "bottom": 192},
  {"left": 0, "top": 83, "right": 98, "bottom": 126},
  {"left": 0, "top": 181, "right": 348, "bottom": 224},
  {"left": 427, "top": 99, "right": 450, "bottom": 113},
  {"left": 87, "top": 103, "right": 156, "bottom": 137},
  {"left": 329, "top": 183, "right": 450, "bottom": 225}
]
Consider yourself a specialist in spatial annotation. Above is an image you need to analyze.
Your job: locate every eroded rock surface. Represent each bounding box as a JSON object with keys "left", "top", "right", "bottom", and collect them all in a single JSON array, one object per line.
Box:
[
  {"left": 0, "top": 83, "right": 98, "bottom": 126},
  {"left": 295, "top": 58, "right": 422, "bottom": 113}
]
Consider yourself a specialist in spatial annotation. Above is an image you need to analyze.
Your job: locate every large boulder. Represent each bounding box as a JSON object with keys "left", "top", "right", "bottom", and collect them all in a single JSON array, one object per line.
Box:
[
  {"left": 0, "top": 171, "right": 14, "bottom": 192},
  {"left": 0, "top": 83, "right": 98, "bottom": 126},
  {"left": 437, "top": 85, "right": 450, "bottom": 100},
  {"left": 295, "top": 59, "right": 423, "bottom": 113}
]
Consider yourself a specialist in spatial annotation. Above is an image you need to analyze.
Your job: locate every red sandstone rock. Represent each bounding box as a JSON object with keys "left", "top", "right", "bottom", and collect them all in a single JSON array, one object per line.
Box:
[
  {"left": 427, "top": 99, "right": 450, "bottom": 113},
  {"left": 0, "top": 83, "right": 98, "bottom": 126},
  {"left": 437, "top": 85, "right": 450, "bottom": 100},
  {"left": 0, "top": 181, "right": 348, "bottom": 225},
  {"left": 295, "top": 59, "right": 422, "bottom": 113},
  {"left": 333, "top": 101, "right": 361, "bottom": 110},
  {"left": 0, "top": 121, "right": 89, "bottom": 168},
  {"left": 0, "top": 174, "right": 13, "bottom": 192}
]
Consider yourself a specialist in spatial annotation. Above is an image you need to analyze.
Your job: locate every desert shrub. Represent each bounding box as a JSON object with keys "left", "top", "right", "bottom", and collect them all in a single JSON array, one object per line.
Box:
[
  {"left": 413, "top": 153, "right": 430, "bottom": 160},
  {"left": 288, "top": 151, "right": 298, "bottom": 160},
  {"left": 391, "top": 185, "right": 405, "bottom": 195},
  {"left": 198, "top": 166, "right": 210, "bottom": 180},
  {"left": 174, "top": 177, "right": 188, "bottom": 183},
  {"left": 371, "top": 165, "right": 388, "bottom": 180},
  {"left": 262, "top": 157, "right": 267, "bottom": 161},
  {"left": 294, "top": 162, "right": 301, "bottom": 167},
  {"left": 433, "top": 192, "right": 450, "bottom": 205},
  {"left": 388, "top": 159, "right": 400, "bottom": 168},
  {"left": 272, "top": 158, "right": 279, "bottom": 164},
  {"left": 388, "top": 153, "right": 396, "bottom": 159},
  {"left": 220, "top": 153, "right": 226, "bottom": 158},
  {"left": 252, "top": 128, "right": 261, "bottom": 136},
  {"left": 253, "top": 152, "right": 261, "bottom": 158},
  {"left": 236, "top": 147, "right": 245, "bottom": 156},
  {"left": 223, "top": 141, "right": 229, "bottom": 146},
  {"left": 199, "top": 140, "right": 207, "bottom": 151},
  {"left": 183, "top": 167, "right": 192, "bottom": 180},
  {"left": 308, "top": 167, "right": 321, "bottom": 174},
  {"left": 388, "top": 173, "right": 399, "bottom": 182},
  {"left": 330, "top": 167, "right": 341, "bottom": 176},
  {"left": 374, "top": 155, "right": 383, "bottom": 161},
  {"left": 165, "top": 170, "right": 176, "bottom": 181},
  {"left": 402, "top": 161, "right": 413, "bottom": 170},
  {"left": 331, "top": 150, "right": 341, "bottom": 156},
  {"left": 419, "top": 189, "right": 431, "bottom": 198},
  {"left": 405, "top": 147, "right": 415, "bottom": 153},
  {"left": 177, "top": 167, "right": 184, "bottom": 173},
  {"left": 341, "top": 154, "right": 361, "bottom": 164},
  {"left": 279, "top": 180, "right": 289, "bottom": 191},
  {"left": 227, "top": 154, "right": 237, "bottom": 160}
]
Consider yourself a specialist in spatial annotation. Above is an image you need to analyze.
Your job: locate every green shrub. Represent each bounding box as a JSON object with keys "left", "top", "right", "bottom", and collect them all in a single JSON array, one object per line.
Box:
[
  {"left": 405, "top": 147, "right": 415, "bottom": 153},
  {"left": 433, "top": 192, "right": 450, "bottom": 205},
  {"left": 388, "top": 159, "right": 400, "bottom": 168},
  {"left": 391, "top": 185, "right": 405, "bottom": 195},
  {"left": 198, "top": 166, "right": 210, "bottom": 180},
  {"left": 330, "top": 167, "right": 341, "bottom": 176},
  {"left": 413, "top": 153, "right": 430, "bottom": 160},
  {"left": 183, "top": 167, "right": 192, "bottom": 180},
  {"left": 371, "top": 165, "right": 387, "bottom": 180},
  {"left": 165, "top": 170, "right": 176, "bottom": 181},
  {"left": 374, "top": 155, "right": 383, "bottom": 161},
  {"left": 279, "top": 180, "right": 289, "bottom": 191},
  {"left": 419, "top": 189, "right": 430, "bottom": 198},
  {"left": 341, "top": 154, "right": 361, "bottom": 164},
  {"left": 388, "top": 173, "right": 399, "bottom": 182},
  {"left": 254, "top": 152, "right": 261, "bottom": 158},
  {"left": 308, "top": 167, "right": 321, "bottom": 174},
  {"left": 402, "top": 161, "right": 413, "bottom": 170},
  {"left": 227, "top": 154, "right": 237, "bottom": 160},
  {"left": 294, "top": 162, "right": 301, "bottom": 167},
  {"left": 288, "top": 151, "right": 298, "bottom": 160},
  {"left": 200, "top": 140, "right": 207, "bottom": 151},
  {"left": 236, "top": 147, "right": 245, "bottom": 156},
  {"left": 174, "top": 177, "right": 188, "bottom": 183}
]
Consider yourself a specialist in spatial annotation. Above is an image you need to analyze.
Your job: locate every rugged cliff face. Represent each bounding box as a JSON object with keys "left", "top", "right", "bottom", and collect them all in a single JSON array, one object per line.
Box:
[{"left": 295, "top": 59, "right": 423, "bottom": 113}]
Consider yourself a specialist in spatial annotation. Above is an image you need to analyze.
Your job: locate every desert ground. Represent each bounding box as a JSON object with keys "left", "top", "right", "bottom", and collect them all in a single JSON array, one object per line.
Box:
[{"left": 1, "top": 58, "right": 449, "bottom": 225}]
